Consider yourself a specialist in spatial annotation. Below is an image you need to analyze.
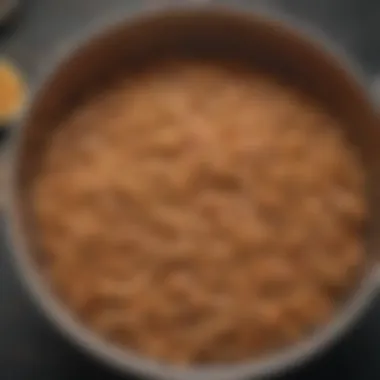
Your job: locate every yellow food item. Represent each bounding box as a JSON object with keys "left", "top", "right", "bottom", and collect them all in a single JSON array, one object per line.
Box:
[{"left": 0, "top": 60, "right": 25, "bottom": 123}]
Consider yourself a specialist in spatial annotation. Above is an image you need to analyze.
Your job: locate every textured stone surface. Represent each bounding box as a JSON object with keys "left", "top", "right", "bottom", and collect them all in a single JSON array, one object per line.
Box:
[{"left": 1, "top": 1, "right": 380, "bottom": 379}]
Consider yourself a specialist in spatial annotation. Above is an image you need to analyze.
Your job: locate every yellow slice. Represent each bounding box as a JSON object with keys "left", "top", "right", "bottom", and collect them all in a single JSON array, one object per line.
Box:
[{"left": 0, "top": 59, "right": 26, "bottom": 123}]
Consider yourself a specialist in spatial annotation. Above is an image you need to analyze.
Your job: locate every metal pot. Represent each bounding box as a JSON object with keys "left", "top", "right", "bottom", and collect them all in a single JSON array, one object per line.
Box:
[{"left": 5, "top": 4, "right": 380, "bottom": 380}]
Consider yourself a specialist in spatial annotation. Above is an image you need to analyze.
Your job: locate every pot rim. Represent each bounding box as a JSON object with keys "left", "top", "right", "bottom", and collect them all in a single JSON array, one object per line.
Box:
[{"left": 4, "top": 4, "right": 379, "bottom": 380}]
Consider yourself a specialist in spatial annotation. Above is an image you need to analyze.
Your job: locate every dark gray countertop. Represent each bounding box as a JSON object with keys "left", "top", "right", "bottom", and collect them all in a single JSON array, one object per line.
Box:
[{"left": 1, "top": 1, "right": 380, "bottom": 379}]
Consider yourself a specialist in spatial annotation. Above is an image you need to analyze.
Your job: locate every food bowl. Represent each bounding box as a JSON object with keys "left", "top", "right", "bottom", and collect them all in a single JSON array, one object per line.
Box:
[
  {"left": 5, "top": 5, "right": 380, "bottom": 380},
  {"left": 0, "top": 58, "right": 27, "bottom": 128}
]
